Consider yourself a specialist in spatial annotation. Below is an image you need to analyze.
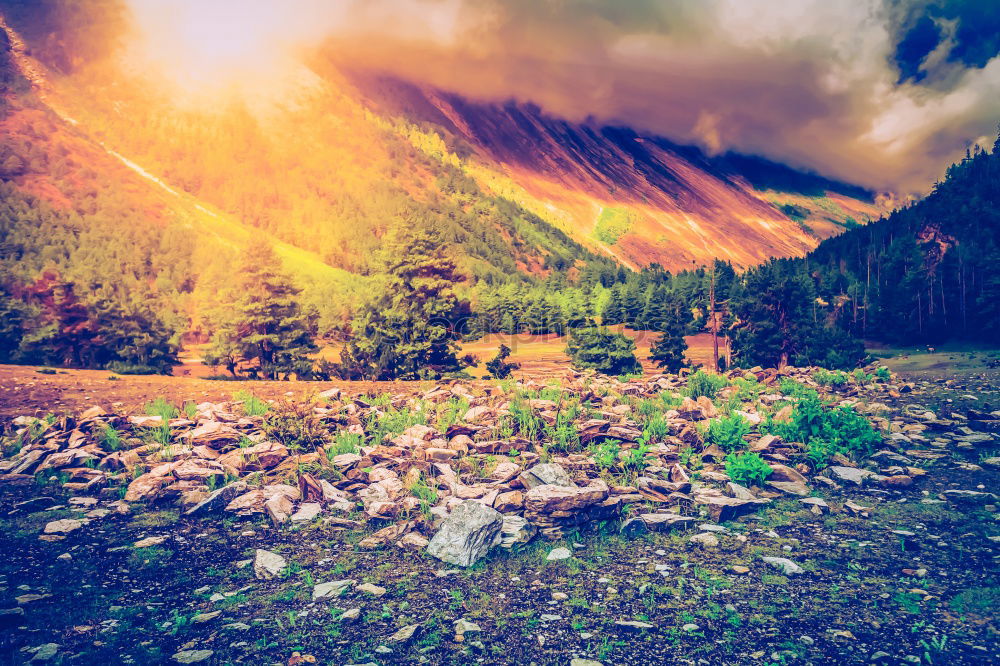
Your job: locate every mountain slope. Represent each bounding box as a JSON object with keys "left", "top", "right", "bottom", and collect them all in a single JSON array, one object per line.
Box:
[{"left": 343, "top": 72, "right": 881, "bottom": 271}]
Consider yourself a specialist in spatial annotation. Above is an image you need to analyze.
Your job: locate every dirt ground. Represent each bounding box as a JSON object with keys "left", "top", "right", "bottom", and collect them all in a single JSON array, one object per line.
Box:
[{"left": 0, "top": 332, "right": 725, "bottom": 419}]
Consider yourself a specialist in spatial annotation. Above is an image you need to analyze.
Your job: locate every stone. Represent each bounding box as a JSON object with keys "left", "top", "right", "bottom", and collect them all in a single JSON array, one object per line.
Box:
[
  {"left": 942, "top": 489, "right": 997, "bottom": 506},
  {"left": 799, "top": 497, "right": 830, "bottom": 515},
  {"left": 767, "top": 463, "right": 808, "bottom": 484},
  {"left": 571, "top": 660, "right": 604, "bottom": 666},
  {"left": 184, "top": 480, "right": 249, "bottom": 516},
  {"left": 524, "top": 479, "right": 609, "bottom": 514},
  {"left": 253, "top": 549, "right": 287, "bottom": 580},
  {"left": 761, "top": 556, "right": 804, "bottom": 576},
  {"left": 172, "top": 650, "right": 214, "bottom": 664},
  {"left": 688, "top": 533, "right": 719, "bottom": 549},
  {"left": 426, "top": 500, "right": 503, "bottom": 567},
  {"left": 454, "top": 618, "right": 481, "bottom": 635},
  {"left": 498, "top": 515, "right": 537, "bottom": 549},
  {"left": 29, "top": 643, "right": 60, "bottom": 662},
  {"left": 43, "top": 519, "right": 82, "bottom": 535},
  {"left": 265, "top": 493, "right": 294, "bottom": 526},
  {"left": 546, "top": 547, "right": 572, "bottom": 561},
  {"left": 134, "top": 535, "right": 168, "bottom": 548},
  {"left": 767, "top": 481, "right": 811, "bottom": 496},
  {"left": 682, "top": 623, "right": 700, "bottom": 632},
  {"left": 339, "top": 608, "right": 361, "bottom": 622},
  {"left": 357, "top": 583, "right": 387, "bottom": 597},
  {"left": 826, "top": 466, "right": 873, "bottom": 486},
  {"left": 731, "top": 565, "right": 750, "bottom": 575},
  {"left": 614, "top": 620, "right": 654, "bottom": 630},
  {"left": 191, "top": 611, "right": 221, "bottom": 624},
  {"left": 695, "top": 495, "right": 768, "bottom": 522},
  {"left": 398, "top": 532, "right": 430, "bottom": 551},
  {"left": 313, "top": 580, "right": 355, "bottom": 600},
  {"left": 388, "top": 624, "right": 419, "bottom": 643},
  {"left": 290, "top": 502, "right": 322, "bottom": 523},
  {"left": 518, "top": 463, "right": 574, "bottom": 489}
]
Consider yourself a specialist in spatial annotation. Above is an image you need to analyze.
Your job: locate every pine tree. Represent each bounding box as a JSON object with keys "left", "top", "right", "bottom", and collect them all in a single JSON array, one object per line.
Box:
[
  {"left": 485, "top": 343, "right": 520, "bottom": 379},
  {"left": 565, "top": 327, "right": 642, "bottom": 376},
  {"left": 648, "top": 292, "right": 689, "bottom": 373},
  {"left": 205, "top": 240, "right": 317, "bottom": 379},
  {"left": 338, "top": 228, "right": 471, "bottom": 380}
]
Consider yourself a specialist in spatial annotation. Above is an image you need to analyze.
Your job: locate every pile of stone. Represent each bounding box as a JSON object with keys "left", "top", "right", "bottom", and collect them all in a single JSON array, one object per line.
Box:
[{"left": 2, "top": 365, "right": 997, "bottom": 567}]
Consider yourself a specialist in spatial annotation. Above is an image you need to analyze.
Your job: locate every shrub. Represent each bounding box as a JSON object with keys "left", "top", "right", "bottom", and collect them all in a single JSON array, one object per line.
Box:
[
  {"left": 565, "top": 327, "right": 641, "bottom": 376},
  {"left": 589, "top": 441, "right": 619, "bottom": 470},
  {"left": 768, "top": 393, "right": 882, "bottom": 468},
  {"left": 813, "top": 369, "right": 848, "bottom": 387},
  {"left": 265, "top": 402, "right": 331, "bottom": 451},
  {"left": 105, "top": 361, "right": 160, "bottom": 375},
  {"left": 486, "top": 344, "right": 520, "bottom": 379},
  {"left": 874, "top": 366, "right": 891, "bottom": 382},
  {"left": 725, "top": 452, "right": 773, "bottom": 486},
  {"left": 706, "top": 413, "right": 752, "bottom": 453},
  {"left": 685, "top": 370, "right": 728, "bottom": 400}
]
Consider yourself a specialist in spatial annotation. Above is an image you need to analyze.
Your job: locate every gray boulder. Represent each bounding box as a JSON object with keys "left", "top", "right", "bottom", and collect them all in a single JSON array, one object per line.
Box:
[
  {"left": 517, "top": 463, "right": 573, "bottom": 489},
  {"left": 426, "top": 500, "right": 503, "bottom": 567}
]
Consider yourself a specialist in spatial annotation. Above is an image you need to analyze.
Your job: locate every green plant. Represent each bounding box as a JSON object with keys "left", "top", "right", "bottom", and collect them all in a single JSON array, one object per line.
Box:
[
  {"left": 328, "top": 431, "right": 362, "bottom": 458},
  {"left": 509, "top": 399, "right": 543, "bottom": 441},
  {"left": 621, "top": 430, "right": 653, "bottom": 473},
  {"left": 98, "top": 424, "right": 123, "bottom": 451},
  {"left": 686, "top": 369, "right": 728, "bottom": 399},
  {"left": 706, "top": 413, "right": 751, "bottom": 453},
  {"left": 565, "top": 327, "right": 642, "bottom": 376},
  {"left": 766, "top": 391, "right": 881, "bottom": 469},
  {"left": 233, "top": 390, "right": 269, "bottom": 416},
  {"left": 812, "top": 369, "right": 848, "bottom": 387},
  {"left": 145, "top": 397, "right": 178, "bottom": 420},
  {"left": 182, "top": 401, "right": 198, "bottom": 420},
  {"left": 590, "top": 441, "right": 620, "bottom": 471},
  {"left": 874, "top": 366, "right": 891, "bottom": 382},
  {"left": 725, "top": 452, "right": 773, "bottom": 486}
]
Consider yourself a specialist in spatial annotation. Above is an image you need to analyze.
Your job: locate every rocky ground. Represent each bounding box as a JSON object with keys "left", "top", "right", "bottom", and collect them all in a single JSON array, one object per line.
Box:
[{"left": 0, "top": 365, "right": 997, "bottom": 665}]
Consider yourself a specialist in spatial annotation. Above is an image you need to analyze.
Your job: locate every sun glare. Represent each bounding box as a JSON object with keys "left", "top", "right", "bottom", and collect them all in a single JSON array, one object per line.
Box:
[{"left": 124, "top": 0, "right": 333, "bottom": 106}]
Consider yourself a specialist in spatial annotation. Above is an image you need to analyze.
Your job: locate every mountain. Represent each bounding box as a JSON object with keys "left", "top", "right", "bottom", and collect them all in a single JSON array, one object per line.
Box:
[
  {"left": 802, "top": 134, "right": 1000, "bottom": 344},
  {"left": 0, "top": 0, "right": 882, "bottom": 343}
]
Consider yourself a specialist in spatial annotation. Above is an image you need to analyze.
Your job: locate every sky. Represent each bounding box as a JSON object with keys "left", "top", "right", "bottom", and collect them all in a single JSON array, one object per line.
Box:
[{"left": 125, "top": 0, "right": 1000, "bottom": 194}]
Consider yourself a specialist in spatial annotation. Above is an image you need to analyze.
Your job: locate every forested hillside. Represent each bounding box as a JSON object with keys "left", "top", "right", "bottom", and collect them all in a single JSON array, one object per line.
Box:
[{"left": 805, "top": 136, "right": 1000, "bottom": 344}]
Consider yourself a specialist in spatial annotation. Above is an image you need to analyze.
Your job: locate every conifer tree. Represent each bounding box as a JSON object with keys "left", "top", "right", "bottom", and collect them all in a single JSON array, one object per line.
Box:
[
  {"left": 205, "top": 240, "right": 317, "bottom": 379},
  {"left": 338, "top": 228, "right": 472, "bottom": 380}
]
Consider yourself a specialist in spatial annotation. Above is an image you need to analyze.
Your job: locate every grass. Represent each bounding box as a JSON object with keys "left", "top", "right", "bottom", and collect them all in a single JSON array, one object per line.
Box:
[{"left": 233, "top": 390, "right": 269, "bottom": 416}]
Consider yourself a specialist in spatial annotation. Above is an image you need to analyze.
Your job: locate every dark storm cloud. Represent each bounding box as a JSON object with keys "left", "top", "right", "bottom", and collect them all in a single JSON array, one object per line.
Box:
[{"left": 127, "top": 0, "right": 1000, "bottom": 193}]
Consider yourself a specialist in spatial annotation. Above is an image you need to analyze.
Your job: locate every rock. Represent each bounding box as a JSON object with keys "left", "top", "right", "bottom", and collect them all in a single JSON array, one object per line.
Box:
[
  {"left": 688, "top": 533, "right": 719, "bottom": 549},
  {"left": 265, "top": 493, "right": 294, "bottom": 525},
  {"left": 682, "top": 623, "right": 700, "bottom": 632},
  {"left": 518, "top": 463, "right": 574, "bottom": 489},
  {"left": 290, "top": 502, "right": 322, "bottom": 523},
  {"left": 454, "top": 618, "right": 481, "bottom": 635},
  {"left": 844, "top": 500, "right": 873, "bottom": 517},
  {"left": 218, "top": 442, "right": 288, "bottom": 471},
  {"left": 426, "top": 500, "right": 503, "bottom": 567},
  {"left": 398, "top": 532, "right": 430, "bottom": 551},
  {"left": 571, "top": 660, "right": 604, "bottom": 666},
  {"left": 826, "top": 466, "right": 873, "bottom": 486},
  {"left": 43, "top": 519, "right": 82, "bottom": 534},
  {"left": 253, "top": 549, "right": 287, "bottom": 579},
  {"left": 767, "top": 480, "right": 811, "bottom": 496},
  {"left": 614, "top": 620, "right": 654, "bottom": 630},
  {"left": 29, "top": 643, "right": 60, "bottom": 662},
  {"left": 731, "top": 565, "right": 750, "bottom": 574},
  {"left": 767, "top": 463, "right": 808, "bottom": 484},
  {"left": 546, "top": 547, "right": 572, "bottom": 561},
  {"left": 339, "top": 608, "right": 361, "bottom": 622},
  {"left": 184, "top": 480, "right": 249, "bottom": 516},
  {"left": 388, "top": 624, "right": 419, "bottom": 643},
  {"left": 357, "top": 582, "right": 387, "bottom": 597},
  {"left": 524, "top": 479, "right": 609, "bottom": 514},
  {"left": 498, "top": 515, "right": 537, "bottom": 549},
  {"left": 172, "top": 650, "right": 214, "bottom": 664},
  {"left": 695, "top": 495, "right": 768, "bottom": 522},
  {"left": 134, "top": 535, "right": 168, "bottom": 548},
  {"left": 799, "top": 497, "right": 830, "bottom": 515},
  {"left": 942, "top": 489, "right": 998, "bottom": 506},
  {"left": 493, "top": 490, "right": 524, "bottom": 513},
  {"left": 761, "top": 556, "right": 804, "bottom": 576},
  {"left": 313, "top": 580, "right": 355, "bottom": 600},
  {"left": 191, "top": 611, "right": 221, "bottom": 624},
  {"left": 621, "top": 513, "right": 697, "bottom": 537}
]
